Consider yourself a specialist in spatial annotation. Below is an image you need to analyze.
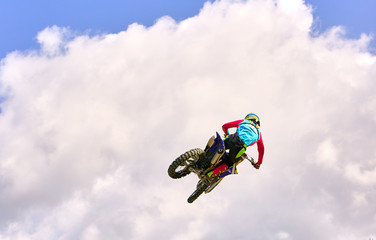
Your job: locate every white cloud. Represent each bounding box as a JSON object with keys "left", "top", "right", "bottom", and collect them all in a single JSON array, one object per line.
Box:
[
  {"left": 36, "top": 26, "right": 70, "bottom": 56},
  {"left": 314, "top": 138, "right": 339, "bottom": 170},
  {"left": 276, "top": 231, "right": 291, "bottom": 240},
  {"left": 345, "top": 163, "right": 376, "bottom": 185},
  {"left": 1, "top": 0, "right": 376, "bottom": 239}
]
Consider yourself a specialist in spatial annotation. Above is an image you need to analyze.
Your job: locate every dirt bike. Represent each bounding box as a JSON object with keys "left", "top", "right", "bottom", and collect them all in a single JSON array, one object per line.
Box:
[{"left": 168, "top": 132, "right": 255, "bottom": 203}]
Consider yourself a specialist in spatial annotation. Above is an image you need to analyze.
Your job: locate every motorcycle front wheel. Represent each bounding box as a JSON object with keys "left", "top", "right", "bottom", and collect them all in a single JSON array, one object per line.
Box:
[{"left": 187, "top": 182, "right": 208, "bottom": 203}]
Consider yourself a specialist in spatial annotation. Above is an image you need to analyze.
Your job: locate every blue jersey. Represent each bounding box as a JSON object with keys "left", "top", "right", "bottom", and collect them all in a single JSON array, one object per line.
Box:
[{"left": 236, "top": 119, "right": 260, "bottom": 146}]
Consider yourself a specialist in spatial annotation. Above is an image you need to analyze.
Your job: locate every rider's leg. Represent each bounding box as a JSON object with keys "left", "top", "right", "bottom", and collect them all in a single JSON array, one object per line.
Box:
[
  {"left": 208, "top": 134, "right": 244, "bottom": 178},
  {"left": 224, "top": 134, "right": 245, "bottom": 165}
]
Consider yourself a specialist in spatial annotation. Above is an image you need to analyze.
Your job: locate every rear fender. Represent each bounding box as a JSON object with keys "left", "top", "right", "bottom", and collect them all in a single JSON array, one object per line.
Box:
[
  {"left": 205, "top": 136, "right": 215, "bottom": 150},
  {"left": 209, "top": 132, "right": 225, "bottom": 165}
]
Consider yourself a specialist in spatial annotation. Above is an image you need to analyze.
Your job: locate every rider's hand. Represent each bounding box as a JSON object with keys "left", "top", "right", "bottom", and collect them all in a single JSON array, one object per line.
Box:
[{"left": 253, "top": 163, "right": 261, "bottom": 169}]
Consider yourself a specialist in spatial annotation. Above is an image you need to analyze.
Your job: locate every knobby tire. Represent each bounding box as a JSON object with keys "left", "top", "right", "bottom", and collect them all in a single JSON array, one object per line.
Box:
[
  {"left": 187, "top": 182, "right": 207, "bottom": 203},
  {"left": 168, "top": 148, "right": 204, "bottom": 179}
]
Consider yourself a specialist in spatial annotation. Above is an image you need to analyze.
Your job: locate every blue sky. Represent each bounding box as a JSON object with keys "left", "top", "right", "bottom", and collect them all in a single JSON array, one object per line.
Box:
[
  {"left": 0, "top": 0, "right": 213, "bottom": 58},
  {"left": 0, "top": 0, "right": 375, "bottom": 59}
]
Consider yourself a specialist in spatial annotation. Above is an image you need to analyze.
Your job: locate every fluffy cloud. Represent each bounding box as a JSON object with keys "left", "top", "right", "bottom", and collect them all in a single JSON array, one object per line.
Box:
[{"left": 1, "top": 0, "right": 376, "bottom": 239}]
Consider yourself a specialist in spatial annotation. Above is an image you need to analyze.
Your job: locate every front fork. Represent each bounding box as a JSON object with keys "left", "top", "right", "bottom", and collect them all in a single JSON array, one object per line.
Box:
[{"left": 188, "top": 167, "right": 213, "bottom": 186}]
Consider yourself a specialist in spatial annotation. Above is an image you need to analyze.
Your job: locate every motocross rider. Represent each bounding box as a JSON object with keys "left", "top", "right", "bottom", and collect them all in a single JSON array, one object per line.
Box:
[{"left": 208, "top": 113, "right": 264, "bottom": 177}]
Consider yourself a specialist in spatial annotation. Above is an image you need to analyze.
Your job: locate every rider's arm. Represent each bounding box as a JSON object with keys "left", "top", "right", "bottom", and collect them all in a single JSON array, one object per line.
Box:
[
  {"left": 255, "top": 133, "right": 264, "bottom": 165},
  {"left": 222, "top": 119, "right": 243, "bottom": 135}
]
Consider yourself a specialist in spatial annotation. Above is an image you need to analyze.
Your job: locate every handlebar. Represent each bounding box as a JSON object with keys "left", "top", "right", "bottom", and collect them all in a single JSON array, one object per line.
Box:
[{"left": 242, "top": 153, "right": 255, "bottom": 165}]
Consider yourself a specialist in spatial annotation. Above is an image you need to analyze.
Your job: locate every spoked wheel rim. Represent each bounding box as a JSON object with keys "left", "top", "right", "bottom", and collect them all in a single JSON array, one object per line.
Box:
[
  {"left": 168, "top": 148, "right": 204, "bottom": 179},
  {"left": 174, "top": 158, "right": 195, "bottom": 174}
]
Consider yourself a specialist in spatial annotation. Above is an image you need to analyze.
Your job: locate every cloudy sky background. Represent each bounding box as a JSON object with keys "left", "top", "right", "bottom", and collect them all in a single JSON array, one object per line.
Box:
[{"left": 1, "top": 0, "right": 376, "bottom": 239}]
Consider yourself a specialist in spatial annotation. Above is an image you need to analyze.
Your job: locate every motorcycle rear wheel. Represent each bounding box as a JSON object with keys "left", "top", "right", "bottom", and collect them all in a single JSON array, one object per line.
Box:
[{"left": 168, "top": 148, "right": 204, "bottom": 179}]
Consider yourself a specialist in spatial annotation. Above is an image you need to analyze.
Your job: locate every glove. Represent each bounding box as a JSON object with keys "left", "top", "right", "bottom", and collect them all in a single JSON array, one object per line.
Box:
[{"left": 253, "top": 163, "right": 261, "bottom": 169}]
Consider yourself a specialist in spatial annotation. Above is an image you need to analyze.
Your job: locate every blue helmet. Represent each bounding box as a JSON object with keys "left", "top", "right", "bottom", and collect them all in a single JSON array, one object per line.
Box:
[{"left": 245, "top": 113, "right": 260, "bottom": 128}]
